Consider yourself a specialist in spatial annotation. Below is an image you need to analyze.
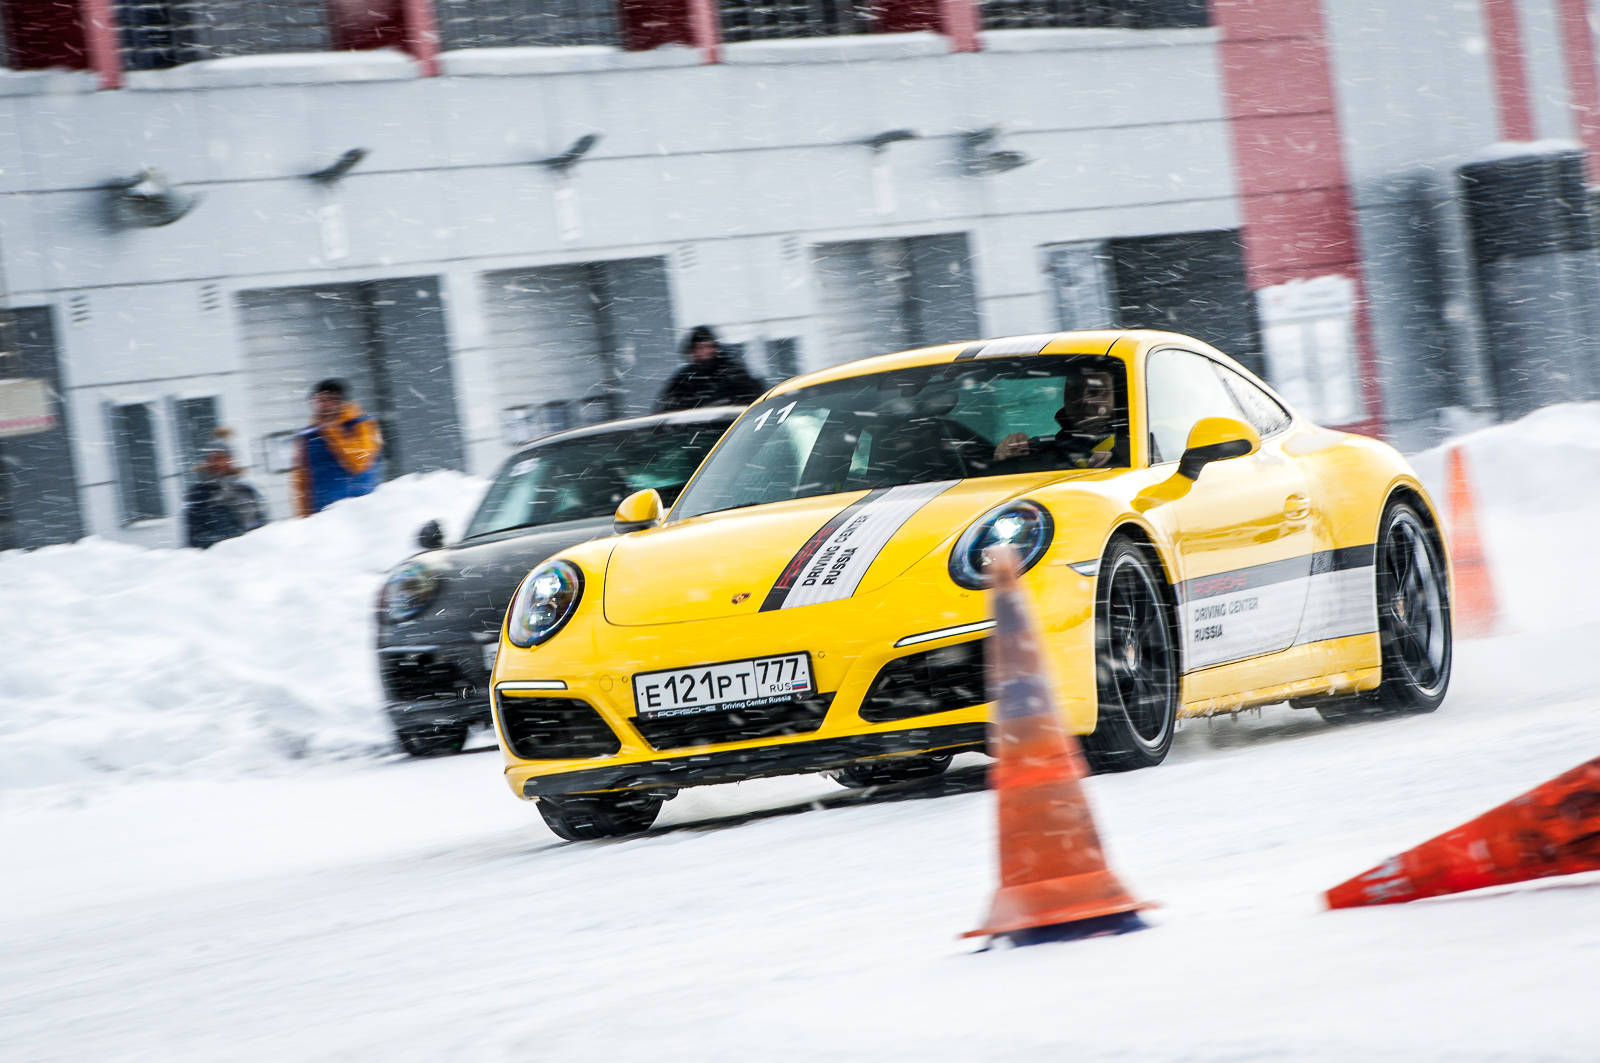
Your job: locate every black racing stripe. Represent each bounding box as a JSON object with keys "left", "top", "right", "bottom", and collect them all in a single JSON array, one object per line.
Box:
[
  {"left": 1181, "top": 555, "right": 1312, "bottom": 603},
  {"left": 1311, "top": 543, "right": 1376, "bottom": 574},
  {"left": 953, "top": 343, "right": 987, "bottom": 361},
  {"left": 1179, "top": 544, "right": 1377, "bottom": 603},
  {"left": 759, "top": 490, "right": 886, "bottom": 612}
]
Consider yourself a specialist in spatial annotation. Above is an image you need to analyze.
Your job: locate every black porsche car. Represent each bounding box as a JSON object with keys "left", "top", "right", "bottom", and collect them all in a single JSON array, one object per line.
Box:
[{"left": 375, "top": 406, "right": 743, "bottom": 755}]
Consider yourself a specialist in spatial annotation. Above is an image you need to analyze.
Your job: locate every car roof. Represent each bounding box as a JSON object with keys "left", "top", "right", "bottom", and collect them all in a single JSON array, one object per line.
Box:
[{"left": 507, "top": 405, "right": 745, "bottom": 458}]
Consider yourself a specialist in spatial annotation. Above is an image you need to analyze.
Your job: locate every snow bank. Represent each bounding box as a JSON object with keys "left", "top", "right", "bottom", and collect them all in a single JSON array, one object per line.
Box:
[
  {"left": 0, "top": 473, "right": 487, "bottom": 792},
  {"left": 1411, "top": 402, "right": 1600, "bottom": 633}
]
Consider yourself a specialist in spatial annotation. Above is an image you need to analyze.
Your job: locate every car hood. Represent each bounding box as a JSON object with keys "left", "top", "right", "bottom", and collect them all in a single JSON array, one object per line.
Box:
[
  {"left": 383, "top": 516, "right": 613, "bottom": 644},
  {"left": 602, "top": 474, "right": 1064, "bottom": 626}
]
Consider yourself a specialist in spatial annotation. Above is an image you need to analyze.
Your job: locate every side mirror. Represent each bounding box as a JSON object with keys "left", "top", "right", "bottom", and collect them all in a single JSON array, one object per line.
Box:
[
  {"left": 614, "top": 489, "right": 663, "bottom": 535},
  {"left": 416, "top": 519, "right": 445, "bottom": 551},
  {"left": 1177, "top": 417, "right": 1260, "bottom": 480}
]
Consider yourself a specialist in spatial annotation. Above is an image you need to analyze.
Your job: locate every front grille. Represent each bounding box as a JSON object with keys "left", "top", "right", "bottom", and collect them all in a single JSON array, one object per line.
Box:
[
  {"left": 631, "top": 694, "right": 833, "bottom": 752},
  {"left": 498, "top": 697, "right": 622, "bottom": 760},
  {"left": 860, "top": 639, "right": 988, "bottom": 723},
  {"left": 380, "top": 649, "right": 478, "bottom": 703}
]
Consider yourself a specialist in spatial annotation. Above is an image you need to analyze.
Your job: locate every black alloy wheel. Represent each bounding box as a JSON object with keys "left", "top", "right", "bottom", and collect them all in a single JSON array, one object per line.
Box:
[
  {"left": 829, "top": 752, "right": 954, "bottom": 789},
  {"left": 396, "top": 723, "right": 469, "bottom": 757},
  {"left": 1315, "top": 500, "right": 1452, "bottom": 723},
  {"left": 537, "top": 791, "right": 665, "bottom": 840},
  {"left": 1081, "top": 535, "right": 1180, "bottom": 773}
]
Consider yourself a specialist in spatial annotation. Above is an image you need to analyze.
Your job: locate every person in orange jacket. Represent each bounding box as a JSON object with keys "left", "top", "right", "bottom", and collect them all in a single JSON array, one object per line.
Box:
[{"left": 291, "top": 379, "right": 385, "bottom": 517}]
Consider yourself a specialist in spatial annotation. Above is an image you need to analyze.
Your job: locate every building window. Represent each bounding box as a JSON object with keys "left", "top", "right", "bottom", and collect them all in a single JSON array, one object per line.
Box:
[
  {"left": 110, "top": 402, "right": 166, "bottom": 523},
  {"left": 719, "top": 0, "right": 875, "bottom": 42},
  {"left": 981, "top": 0, "right": 1208, "bottom": 31}
]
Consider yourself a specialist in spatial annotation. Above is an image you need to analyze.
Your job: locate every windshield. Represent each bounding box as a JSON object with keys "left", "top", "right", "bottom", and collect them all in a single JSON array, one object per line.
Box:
[
  {"left": 465, "top": 419, "right": 734, "bottom": 538},
  {"left": 673, "top": 355, "right": 1129, "bottom": 520}
]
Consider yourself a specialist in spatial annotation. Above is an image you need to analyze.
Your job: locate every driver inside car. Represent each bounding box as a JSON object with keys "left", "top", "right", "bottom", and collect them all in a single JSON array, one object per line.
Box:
[{"left": 991, "top": 367, "right": 1120, "bottom": 469}]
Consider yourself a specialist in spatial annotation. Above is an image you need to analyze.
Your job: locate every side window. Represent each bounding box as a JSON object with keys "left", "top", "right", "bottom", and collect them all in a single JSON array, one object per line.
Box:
[
  {"left": 109, "top": 402, "right": 167, "bottom": 523},
  {"left": 1144, "top": 349, "right": 1243, "bottom": 464},
  {"left": 1214, "top": 363, "right": 1291, "bottom": 437}
]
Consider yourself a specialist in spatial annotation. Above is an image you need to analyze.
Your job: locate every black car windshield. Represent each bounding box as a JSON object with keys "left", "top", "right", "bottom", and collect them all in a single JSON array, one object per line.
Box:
[
  {"left": 673, "top": 355, "right": 1129, "bottom": 520},
  {"left": 465, "top": 418, "right": 735, "bottom": 538}
]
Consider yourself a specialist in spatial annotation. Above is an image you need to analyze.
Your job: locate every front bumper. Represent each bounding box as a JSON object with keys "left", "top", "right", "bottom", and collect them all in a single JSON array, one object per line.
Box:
[
  {"left": 493, "top": 557, "right": 1099, "bottom": 798},
  {"left": 519, "top": 722, "right": 987, "bottom": 796},
  {"left": 379, "top": 642, "right": 494, "bottom": 729}
]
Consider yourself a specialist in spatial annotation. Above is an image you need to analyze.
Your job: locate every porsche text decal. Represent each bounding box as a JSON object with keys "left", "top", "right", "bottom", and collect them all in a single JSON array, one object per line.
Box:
[
  {"left": 761, "top": 480, "right": 958, "bottom": 611},
  {"left": 1178, "top": 545, "right": 1376, "bottom": 671}
]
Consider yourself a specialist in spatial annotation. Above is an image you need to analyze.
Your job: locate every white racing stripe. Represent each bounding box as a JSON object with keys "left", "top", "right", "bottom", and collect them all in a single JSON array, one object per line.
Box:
[
  {"left": 1183, "top": 577, "right": 1306, "bottom": 671},
  {"left": 776, "top": 480, "right": 957, "bottom": 610},
  {"left": 1295, "top": 568, "right": 1379, "bottom": 646}
]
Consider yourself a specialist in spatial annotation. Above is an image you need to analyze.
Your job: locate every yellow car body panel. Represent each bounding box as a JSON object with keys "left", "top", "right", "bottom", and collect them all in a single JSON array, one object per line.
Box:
[{"left": 492, "top": 330, "right": 1447, "bottom": 799}]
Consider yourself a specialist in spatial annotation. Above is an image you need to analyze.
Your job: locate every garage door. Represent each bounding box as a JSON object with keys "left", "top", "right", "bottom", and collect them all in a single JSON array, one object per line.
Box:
[
  {"left": 481, "top": 257, "right": 676, "bottom": 444},
  {"left": 811, "top": 233, "right": 980, "bottom": 367},
  {"left": 236, "top": 279, "right": 462, "bottom": 520}
]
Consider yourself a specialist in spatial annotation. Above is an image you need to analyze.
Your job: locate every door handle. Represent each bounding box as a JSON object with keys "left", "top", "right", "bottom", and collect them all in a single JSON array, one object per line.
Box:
[{"left": 1284, "top": 493, "right": 1310, "bottom": 520}]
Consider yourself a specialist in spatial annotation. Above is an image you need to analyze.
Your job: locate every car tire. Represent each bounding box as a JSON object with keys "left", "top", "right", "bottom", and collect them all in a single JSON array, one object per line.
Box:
[
  {"left": 1314, "top": 500, "right": 1452, "bottom": 724},
  {"left": 828, "top": 752, "right": 954, "bottom": 789},
  {"left": 536, "top": 791, "right": 664, "bottom": 840},
  {"left": 395, "top": 724, "right": 469, "bottom": 757},
  {"left": 1080, "top": 535, "right": 1181, "bottom": 773}
]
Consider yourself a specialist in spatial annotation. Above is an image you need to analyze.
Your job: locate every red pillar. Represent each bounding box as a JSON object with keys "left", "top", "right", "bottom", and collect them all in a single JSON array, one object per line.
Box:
[
  {"left": 401, "top": 0, "right": 440, "bottom": 76},
  {"left": 1555, "top": 0, "right": 1600, "bottom": 180},
  {"left": 1481, "top": 0, "right": 1536, "bottom": 142},
  {"left": 687, "top": 0, "right": 722, "bottom": 64},
  {"left": 1208, "top": 0, "right": 1383, "bottom": 437},
  {"left": 0, "top": 1, "right": 89, "bottom": 71},
  {"left": 78, "top": 0, "right": 122, "bottom": 89},
  {"left": 939, "top": 0, "right": 980, "bottom": 52}
]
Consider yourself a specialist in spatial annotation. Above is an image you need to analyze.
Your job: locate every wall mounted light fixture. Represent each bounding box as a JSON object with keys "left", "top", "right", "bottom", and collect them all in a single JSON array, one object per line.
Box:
[
  {"left": 538, "top": 134, "right": 602, "bottom": 175},
  {"left": 105, "top": 168, "right": 198, "bottom": 228},
  {"left": 859, "top": 129, "right": 920, "bottom": 152},
  {"left": 307, "top": 148, "right": 370, "bottom": 185},
  {"left": 959, "top": 126, "right": 1033, "bottom": 176}
]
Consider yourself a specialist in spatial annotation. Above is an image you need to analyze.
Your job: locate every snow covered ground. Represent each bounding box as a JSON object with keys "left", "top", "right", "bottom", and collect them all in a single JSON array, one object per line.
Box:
[{"left": 3, "top": 408, "right": 1599, "bottom": 1062}]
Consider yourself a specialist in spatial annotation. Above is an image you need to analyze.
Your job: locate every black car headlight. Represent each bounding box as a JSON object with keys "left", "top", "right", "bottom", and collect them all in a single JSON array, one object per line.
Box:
[
  {"left": 948, "top": 500, "right": 1055, "bottom": 589},
  {"left": 379, "top": 561, "right": 443, "bottom": 624},
  {"left": 507, "top": 560, "right": 584, "bottom": 648}
]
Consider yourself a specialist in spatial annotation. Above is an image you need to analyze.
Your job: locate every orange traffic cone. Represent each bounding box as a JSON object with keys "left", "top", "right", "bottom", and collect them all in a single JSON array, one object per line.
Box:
[
  {"left": 962, "top": 547, "right": 1154, "bottom": 945},
  {"left": 1445, "top": 445, "right": 1498, "bottom": 638},
  {"left": 1326, "top": 756, "right": 1600, "bottom": 909}
]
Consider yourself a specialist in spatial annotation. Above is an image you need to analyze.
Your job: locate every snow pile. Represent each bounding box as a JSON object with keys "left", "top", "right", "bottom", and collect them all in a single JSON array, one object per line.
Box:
[
  {"left": 1411, "top": 402, "right": 1600, "bottom": 633},
  {"left": 0, "top": 472, "right": 488, "bottom": 792}
]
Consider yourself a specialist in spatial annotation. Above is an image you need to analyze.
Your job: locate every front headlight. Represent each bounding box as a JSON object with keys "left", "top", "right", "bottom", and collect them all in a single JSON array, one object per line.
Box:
[
  {"left": 379, "top": 561, "right": 442, "bottom": 624},
  {"left": 507, "top": 560, "right": 584, "bottom": 648},
  {"left": 948, "top": 500, "right": 1055, "bottom": 589}
]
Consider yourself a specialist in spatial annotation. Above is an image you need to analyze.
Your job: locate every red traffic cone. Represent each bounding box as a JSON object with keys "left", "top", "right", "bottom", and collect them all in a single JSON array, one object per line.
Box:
[
  {"left": 1445, "top": 445, "right": 1499, "bottom": 638},
  {"left": 962, "top": 547, "right": 1155, "bottom": 945},
  {"left": 1326, "top": 756, "right": 1600, "bottom": 908}
]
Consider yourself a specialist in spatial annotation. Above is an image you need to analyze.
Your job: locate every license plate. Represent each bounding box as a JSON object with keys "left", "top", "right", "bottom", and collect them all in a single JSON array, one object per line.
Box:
[
  {"left": 633, "top": 653, "right": 814, "bottom": 718},
  {"left": 482, "top": 643, "right": 499, "bottom": 673}
]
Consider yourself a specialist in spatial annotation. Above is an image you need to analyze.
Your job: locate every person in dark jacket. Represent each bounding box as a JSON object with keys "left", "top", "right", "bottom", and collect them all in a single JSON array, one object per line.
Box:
[
  {"left": 291, "top": 379, "right": 386, "bottom": 516},
  {"left": 655, "top": 325, "right": 766, "bottom": 412},
  {"left": 183, "top": 429, "right": 267, "bottom": 549}
]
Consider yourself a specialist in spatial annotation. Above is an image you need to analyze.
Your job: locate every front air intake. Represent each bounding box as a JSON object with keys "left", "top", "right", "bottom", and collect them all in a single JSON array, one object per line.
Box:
[
  {"left": 860, "top": 639, "right": 988, "bottom": 723},
  {"left": 497, "top": 696, "right": 621, "bottom": 760}
]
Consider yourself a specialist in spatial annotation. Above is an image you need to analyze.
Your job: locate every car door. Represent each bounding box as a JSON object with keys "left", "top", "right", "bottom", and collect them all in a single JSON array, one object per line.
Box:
[{"left": 1144, "top": 347, "right": 1313, "bottom": 672}]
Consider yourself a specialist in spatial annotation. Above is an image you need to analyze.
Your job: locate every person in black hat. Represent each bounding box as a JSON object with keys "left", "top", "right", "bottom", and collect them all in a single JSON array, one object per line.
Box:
[
  {"left": 655, "top": 325, "right": 766, "bottom": 412},
  {"left": 182, "top": 428, "right": 267, "bottom": 548}
]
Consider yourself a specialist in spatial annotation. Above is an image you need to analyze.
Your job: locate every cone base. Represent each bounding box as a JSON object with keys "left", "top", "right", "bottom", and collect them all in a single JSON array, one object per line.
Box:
[
  {"left": 998, "top": 910, "right": 1150, "bottom": 947},
  {"left": 961, "top": 869, "right": 1156, "bottom": 939}
]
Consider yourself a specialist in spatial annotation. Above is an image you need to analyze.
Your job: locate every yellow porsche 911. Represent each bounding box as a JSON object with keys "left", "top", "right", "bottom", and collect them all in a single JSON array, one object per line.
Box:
[{"left": 491, "top": 330, "right": 1452, "bottom": 838}]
